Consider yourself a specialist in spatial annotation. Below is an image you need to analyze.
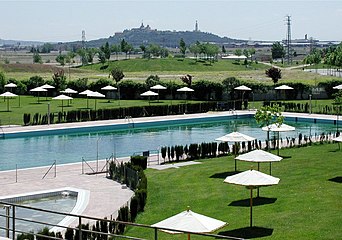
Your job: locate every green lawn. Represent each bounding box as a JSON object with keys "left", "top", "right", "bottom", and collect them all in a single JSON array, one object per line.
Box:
[
  {"left": 125, "top": 143, "right": 342, "bottom": 239},
  {"left": 0, "top": 95, "right": 197, "bottom": 125}
]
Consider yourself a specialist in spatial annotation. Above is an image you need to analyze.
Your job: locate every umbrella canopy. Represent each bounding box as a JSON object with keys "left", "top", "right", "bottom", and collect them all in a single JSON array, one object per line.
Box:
[
  {"left": 216, "top": 132, "right": 256, "bottom": 171},
  {"left": 234, "top": 85, "right": 251, "bottom": 91},
  {"left": 52, "top": 94, "right": 73, "bottom": 112},
  {"left": 275, "top": 85, "right": 294, "bottom": 90},
  {"left": 79, "top": 89, "right": 94, "bottom": 96},
  {"left": 0, "top": 92, "right": 18, "bottom": 111},
  {"left": 216, "top": 132, "right": 255, "bottom": 142},
  {"left": 101, "top": 85, "right": 117, "bottom": 91},
  {"left": 30, "top": 87, "right": 48, "bottom": 103},
  {"left": 224, "top": 169, "right": 280, "bottom": 187},
  {"left": 236, "top": 149, "right": 282, "bottom": 176},
  {"left": 152, "top": 209, "right": 227, "bottom": 239},
  {"left": 41, "top": 84, "right": 55, "bottom": 89},
  {"left": 224, "top": 169, "right": 280, "bottom": 227},
  {"left": 236, "top": 150, "right": 282, "bottom": 163},
  {"left": 52, "top": 94, "right": 73, "bottom": 100},
  {"left": 151, "top": 84, "right": 167, "bottom": 90},
  {"left": 140, "top": 90, "right": 158, "bottom": 96},
  {"left": 4, "top": 83, "right": 17, "bottom": 88},
  {"left": 333, "top": 84, "right": 342, "bottom": 90},
  {"left": 61, "top": 88, "right": 78, "bottom": 94},
  {"left": 30, "top": 87, "right": 48, "bottom": 92},
  {"left": 177, "top": 87, "right": 194, "bottom": 92},
  {"left": 262, "top": 123, "right": 295, "bottom": 132},
  {"left": 87, "top": 91, "right": 105, "bottom": 98},
  {"left": 262, "top": 123, "right": 295, "bottom": 155}
]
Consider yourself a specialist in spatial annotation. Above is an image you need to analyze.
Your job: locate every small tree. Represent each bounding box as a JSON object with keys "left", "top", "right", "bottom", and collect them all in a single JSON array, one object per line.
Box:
[
  {"left": 266, "top": 67, "right": 282, "bottom": 85},
  {"left": 255, "top": 105, "right": 284, "bottom": 151},
  {"left": 33, "top": 52, "right": 42, "bottom": 64},
  {"left": 111, "top": 67, "right": 125, "bottom": 103},
  {"left": 179, "top": 38, "right": 186, "bottom": 57}
]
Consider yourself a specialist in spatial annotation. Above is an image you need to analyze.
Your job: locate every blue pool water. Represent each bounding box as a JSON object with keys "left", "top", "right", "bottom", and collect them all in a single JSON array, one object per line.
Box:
[{"left": 0, "top": 116, "right": 338, "bottom": 171}]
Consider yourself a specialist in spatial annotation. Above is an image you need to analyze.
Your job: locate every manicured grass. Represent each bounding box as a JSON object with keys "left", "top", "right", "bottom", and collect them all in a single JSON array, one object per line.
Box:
[
  {"left": 125, "top": 143, "right": 342, "bottom": 239},
  {"left": 0, "top": 95, "right": 197, "bottom": 125}
]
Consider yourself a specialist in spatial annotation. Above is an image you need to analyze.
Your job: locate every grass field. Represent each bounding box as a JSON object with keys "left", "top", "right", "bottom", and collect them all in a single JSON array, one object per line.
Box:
[
  {"left": 1, "top": 57, "right": 338, "bottom": 84},
  {"left": 125, "top": 143, "right": 342, "bottom": 240},
  {"left": 0, "top": 95, "right": 198, "bottom": 125}
]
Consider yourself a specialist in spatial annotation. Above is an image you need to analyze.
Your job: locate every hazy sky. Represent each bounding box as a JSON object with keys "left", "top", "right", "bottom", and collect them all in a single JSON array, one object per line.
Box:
[{"left": 1, "top": 0, "right": 341, "bottom": 42}]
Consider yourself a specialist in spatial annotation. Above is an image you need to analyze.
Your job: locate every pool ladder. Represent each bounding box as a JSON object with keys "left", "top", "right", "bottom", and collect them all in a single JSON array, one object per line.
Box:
[{"left": 125, "top": 116, "right": 134, "bottom": 128}]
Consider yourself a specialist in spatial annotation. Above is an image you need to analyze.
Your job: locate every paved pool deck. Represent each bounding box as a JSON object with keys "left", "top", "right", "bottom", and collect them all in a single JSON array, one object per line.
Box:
[{"left": 0, "top": 110, "right": 340, "bottom": 231}]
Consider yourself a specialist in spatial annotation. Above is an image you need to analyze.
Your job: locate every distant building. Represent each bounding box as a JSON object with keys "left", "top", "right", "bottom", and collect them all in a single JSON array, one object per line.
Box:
[{"left": 194, "top": 20, "right": 199, "bottom": 32}]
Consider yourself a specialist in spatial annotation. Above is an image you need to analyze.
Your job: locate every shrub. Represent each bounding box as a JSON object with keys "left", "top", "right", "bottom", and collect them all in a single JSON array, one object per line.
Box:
[{"left": 130, "top": 155, "right": 147, "bottom": 170}]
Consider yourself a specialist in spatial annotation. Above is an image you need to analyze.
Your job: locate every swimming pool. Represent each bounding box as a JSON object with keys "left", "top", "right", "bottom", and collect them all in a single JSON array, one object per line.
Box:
[{"left": 0, "top": 114, "right": 338, "bottom": 171}]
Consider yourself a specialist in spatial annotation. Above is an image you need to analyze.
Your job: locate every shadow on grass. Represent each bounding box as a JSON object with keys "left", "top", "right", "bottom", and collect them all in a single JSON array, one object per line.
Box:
[
  {"left": 210, "top": 171, "right": 241, "bottom": 179},
  {"left": 279, "top": 155, "right": 292, "bottom": 159},
  {"left": 329, "top": 176, "right": 342, "bottom": 183},
  {"left": 229, "top": 197, "right": 277, "bottom": 207},
  {"left": 218, "top": 226, "right": 273, "bottom": 239}
]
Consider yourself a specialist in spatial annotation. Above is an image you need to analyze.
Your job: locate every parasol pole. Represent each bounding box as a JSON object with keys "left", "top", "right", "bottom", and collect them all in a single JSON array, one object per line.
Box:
[{"left": 250, "top": 187, "right": 253, "bottom": 227}]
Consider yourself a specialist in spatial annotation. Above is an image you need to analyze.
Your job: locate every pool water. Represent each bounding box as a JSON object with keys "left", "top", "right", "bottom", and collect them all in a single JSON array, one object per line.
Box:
[
  {"left": 0, "top": 117, "right": 338, "bottom": 171},
  {"left": 0, "top": 195, "right": 77, "bottom": 234}
]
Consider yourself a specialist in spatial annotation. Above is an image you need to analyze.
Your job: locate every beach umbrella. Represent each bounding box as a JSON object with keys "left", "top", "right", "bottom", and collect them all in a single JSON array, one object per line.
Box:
[
  {"left": 101, "top": 85, "right": 117, "bottom": 101},
  {"left": 79, "top": 90, "right": 94, "bottom": 109},
  {"left": 87, "top": 91, "right": 105, "bottom": 111},
  {"left": 275, "top": 85, "right": 293, "bottom": 100},
  {"left": 41, "top": 84, "right": 55, "bottom": 100},
  {"left": 332, "top": 135, "right": 342, "bottom": 150},
  {"left": 234, "top": 85, "right": 251, "bottom": 110},
  {"left": 61, "top": 88, "right": 78, "bottom": 105},
  {"left": 52, "top": 94, "right": 73, "bottom": 112},
  {"left": 152, "top": 208, "right": 227, "bottom": 240},
  {"left": 30, "top": 87, "right": 47, "bottom": 103},
  {"left": 224, "top": 169, "right": 280, "bottom": 227},
  {"left": 215, "top": 132, "right": 256, "bottom": 171},
  {"left": 177, "top": 87, "right": 194, "bottom": 104},
  {"left": 236, "top": 149, "right": 282, "bottom": 174},
  {"left": 333, "top": 84, "right": 342, "bottom": 90},
  {"left": 151, "top": 84, "right": 167, "bottom": 102},
  {"left": 61, "top": 88, "right": 78, "bottom": 94},
  {"left": 0, "top": 92, "right": 18, "bottom": 111},
  {"left": 4, "top": 82, "right": 17, "bottom": 94},
  {"left": 140, "top": 90, "right": 158, "bottom": 105},
  {"left": 262, "top": 123, "right": 295, "bottom": 155}
]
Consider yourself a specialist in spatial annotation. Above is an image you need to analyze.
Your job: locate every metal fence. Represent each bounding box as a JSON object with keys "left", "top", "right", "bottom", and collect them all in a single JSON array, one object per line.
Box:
[{"left": 0, "top": 201, "right": 244, "bottom": 240}]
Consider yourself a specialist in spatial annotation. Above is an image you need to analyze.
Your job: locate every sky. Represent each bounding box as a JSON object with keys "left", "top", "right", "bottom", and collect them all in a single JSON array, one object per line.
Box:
[{"left": 0, "top": 0, "right": 341, "bottom": 43}]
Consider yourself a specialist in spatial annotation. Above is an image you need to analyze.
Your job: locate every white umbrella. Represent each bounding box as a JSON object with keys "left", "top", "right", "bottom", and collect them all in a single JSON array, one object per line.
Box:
[
  {"left": 332, "top": 135, "right": 342, "bottom": 150},
  {"left": 87, "top": 91, "right": 105, "bottom": 111},
  {"left": 262, "top": 123, "right": 295, "bottom": 155},
  {"left": 333, "top": 84, "right": 342, "bottom": 90},
  {"left": 79, "top": 90, "right": 94, "bottom": 108},
  {"left": 30, "top": 87, "right": 48, "bottom": 103},
  {"left": 216, "top": 132, "right": 256, "bottom": 171},
  {"left": 224, "top": 169, "right": 280, "bottom": 227},
  {"left": 61, "top": 88, "right": 78, "bottom": 94},
  {"left": 152, "top": 209, "right": 227, "bottom": 239},
  {"left": 41, "top": 84, "right": 55, "bottom": 89},
  {"left": 177, "top": 87, "right": 194, "bottom": 92},
  {"left": 0, "top": 92, "right": 18, "bottom": 111},
  {"left": 4, "top": 83, "right": 17, "bottom": 88},
  {"left": 234, "top": 85, "right": 251, "bottom": 110},
  {"left": 151, "top": 84, "right": 167, "bottom": 102},
  {"left": 141, "top": 90, "right": 158, "bottom": 105},
  {"left": 274, "top": 85, "right": 294, "bottom": 90},
  {"left": 41, "top": 84, "right": 55, "bottom": 100},
  {"left": 52, "top": 94, "right": 73, "bottom": 112},
  {"left": 234, "top": 85, "right": 251, "bottom": 91},
  {"left": 101, "top": 85, "right": 117, "bottom": 91}
]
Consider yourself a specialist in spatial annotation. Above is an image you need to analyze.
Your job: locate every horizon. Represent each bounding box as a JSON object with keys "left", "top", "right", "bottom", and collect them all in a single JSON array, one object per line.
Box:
[{"left": 0, "top": 1, "right": 341, "bottom": 43}]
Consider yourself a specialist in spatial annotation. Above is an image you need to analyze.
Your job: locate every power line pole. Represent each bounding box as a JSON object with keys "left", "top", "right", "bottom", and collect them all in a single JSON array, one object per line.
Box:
[{"left": 285, "top": 15, "right": 292, "bottom": 65}]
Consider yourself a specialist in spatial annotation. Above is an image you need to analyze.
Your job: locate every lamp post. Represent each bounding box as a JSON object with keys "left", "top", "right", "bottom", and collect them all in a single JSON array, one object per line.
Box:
[{"left": 96, "top": 137, "right": 102, "bottom": 172}]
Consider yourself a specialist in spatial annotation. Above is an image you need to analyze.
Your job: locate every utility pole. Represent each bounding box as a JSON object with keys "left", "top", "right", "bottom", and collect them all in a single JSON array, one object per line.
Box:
[{"left": 285, "top": 15, "right": 292, "bottom": 65}]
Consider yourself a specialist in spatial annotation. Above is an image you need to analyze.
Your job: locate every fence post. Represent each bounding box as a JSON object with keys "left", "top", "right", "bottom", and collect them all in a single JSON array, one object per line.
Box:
[
  {"left": 12, "top": 206, "right": 16, "bottom": 240},
  {"left": 78, "top": 216, "right": 82, "bottom": 240},
  {"left": 4, "top": 205, "right": 11, "bottom": 238},
  {"left": 54, "top": 160, "right": 57, "bottom": 178},
  {"left": 16, "top": 164, "right": 18, "bottom": 183}
]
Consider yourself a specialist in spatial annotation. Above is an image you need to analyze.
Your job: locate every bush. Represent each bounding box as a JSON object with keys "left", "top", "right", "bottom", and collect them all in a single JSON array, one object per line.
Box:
[{"left": 130, "top": 155, "right": 147, "bottom": 170}]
